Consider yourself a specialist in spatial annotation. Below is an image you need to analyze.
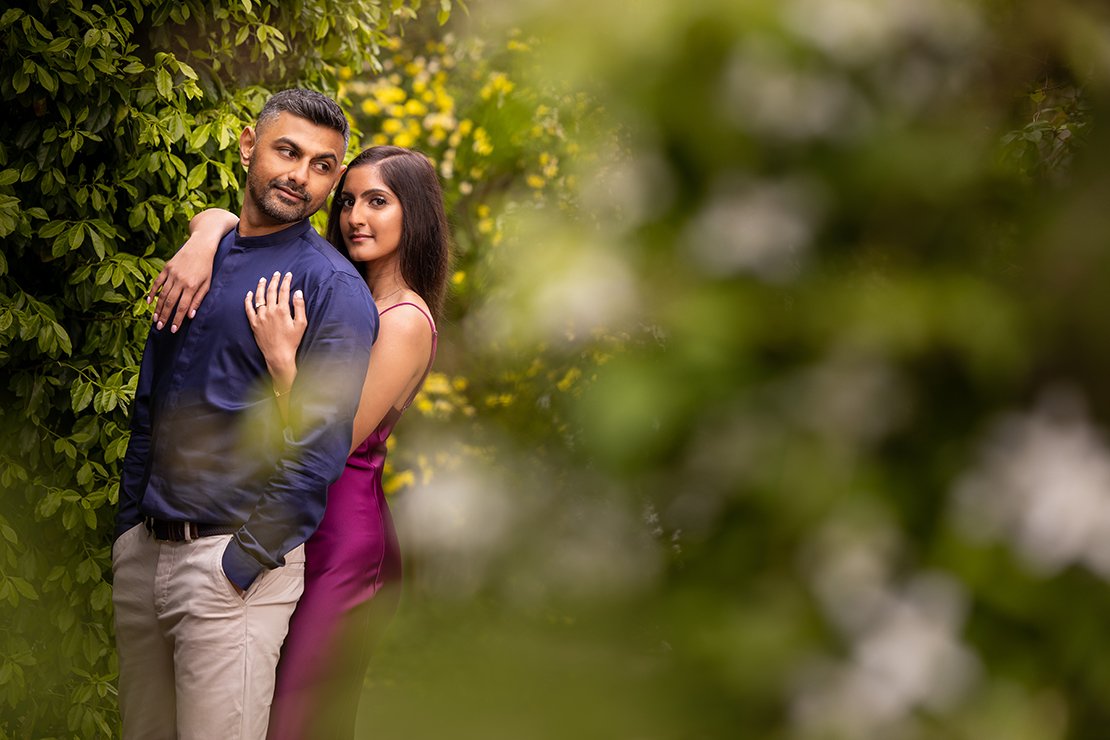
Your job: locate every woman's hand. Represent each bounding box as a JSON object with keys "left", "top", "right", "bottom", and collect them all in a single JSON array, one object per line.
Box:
[
  {"left": 148, "top": 208, "right": 238, "bottom": 332},
  {"left": 244, "top": 271, "right": 307, "bottom": 395}
]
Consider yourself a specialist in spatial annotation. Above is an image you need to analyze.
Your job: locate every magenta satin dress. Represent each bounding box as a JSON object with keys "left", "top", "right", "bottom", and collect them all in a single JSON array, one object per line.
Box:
[{"left": 267, "top": 303, "right": 437, "bottom": 740}]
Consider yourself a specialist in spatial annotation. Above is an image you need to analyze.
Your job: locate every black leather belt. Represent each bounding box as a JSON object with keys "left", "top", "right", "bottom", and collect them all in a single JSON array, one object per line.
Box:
[{"left": 144, "top": 517, "right": 238, "bottom": 542}]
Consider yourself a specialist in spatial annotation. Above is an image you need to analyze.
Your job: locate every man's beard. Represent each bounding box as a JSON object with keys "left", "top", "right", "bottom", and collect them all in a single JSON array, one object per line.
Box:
[{"left": 246, "top": 167, "right": 312, "bottom": 224}]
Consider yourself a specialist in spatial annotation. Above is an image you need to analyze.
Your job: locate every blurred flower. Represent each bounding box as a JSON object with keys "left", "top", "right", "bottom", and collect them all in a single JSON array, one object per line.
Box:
[
  {"left": 784, "top": 0, "right": 982, "bottom": 64},
  {"left": 722, "top": 39, "right": 867, "bottom": 141},
  {"left": 952, "top": 387, "right": 1110, "bottom": 578},
  {"left": 682, "top": 176, "right": 823, "bottom": 281},
  {"left": 782, "top": 348, "right": 912, "bottom": 449},
  {"left": 580, "top": 152, "right": 674, "bottom": 230},
  {"left": 394, "top": 459, "right": 515, "bottom": 599},
  {"left": 794, "top": 520, "right": 980, "bottom": 737}
]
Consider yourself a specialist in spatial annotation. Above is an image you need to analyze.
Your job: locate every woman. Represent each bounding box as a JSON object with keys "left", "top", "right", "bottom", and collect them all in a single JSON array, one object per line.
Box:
[{"left": 154, "top": 145, "right": 450, "bottom": 739}]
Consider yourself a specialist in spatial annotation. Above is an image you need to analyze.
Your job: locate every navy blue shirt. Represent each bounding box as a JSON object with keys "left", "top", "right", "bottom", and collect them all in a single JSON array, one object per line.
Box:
[{"left": 117, "top": 219, "right": 378, "bottom": 589}]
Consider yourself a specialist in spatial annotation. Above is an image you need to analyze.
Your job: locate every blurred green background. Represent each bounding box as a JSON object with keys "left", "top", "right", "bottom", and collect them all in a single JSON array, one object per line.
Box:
[{"left": 4, "top": 0, "right": 1110, "bottom": 737}]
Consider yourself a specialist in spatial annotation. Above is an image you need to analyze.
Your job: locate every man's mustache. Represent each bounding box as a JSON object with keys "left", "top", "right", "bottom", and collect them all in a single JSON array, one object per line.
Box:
[{"left": 271, "top": 180, "right": 309, "bottom": 201}]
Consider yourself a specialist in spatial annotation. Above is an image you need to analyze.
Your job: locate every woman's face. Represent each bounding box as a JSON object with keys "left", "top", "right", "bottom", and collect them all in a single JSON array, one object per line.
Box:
[{"left": 338, "top": 164, "right": 403, "bottom": 263}]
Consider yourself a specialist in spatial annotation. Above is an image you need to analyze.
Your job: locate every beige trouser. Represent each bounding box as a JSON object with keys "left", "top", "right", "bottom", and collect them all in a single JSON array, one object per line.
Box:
[{"left": 112, "top": 523, "right": 305, "bottom": 740}]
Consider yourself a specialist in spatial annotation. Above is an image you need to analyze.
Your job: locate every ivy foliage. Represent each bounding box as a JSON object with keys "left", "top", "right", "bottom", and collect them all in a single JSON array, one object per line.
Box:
[{"left": 0, "top": 0, "right": 440, "bottom": 734}]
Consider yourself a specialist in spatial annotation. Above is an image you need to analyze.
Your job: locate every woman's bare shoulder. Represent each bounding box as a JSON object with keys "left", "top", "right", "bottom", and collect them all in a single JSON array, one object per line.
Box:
[{"left": 377, "top": 291, "right": 435, "bottom": 346}]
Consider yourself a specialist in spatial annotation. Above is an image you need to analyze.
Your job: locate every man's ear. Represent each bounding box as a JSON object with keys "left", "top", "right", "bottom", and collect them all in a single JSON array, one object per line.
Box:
[{"left": 239, "top": 126, "right": 256, "bottom": 168}]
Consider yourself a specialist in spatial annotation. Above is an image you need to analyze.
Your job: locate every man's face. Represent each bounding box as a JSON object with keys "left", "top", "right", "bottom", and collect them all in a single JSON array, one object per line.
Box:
[{"left": 238, "top": 112, "right": 346, "bottom": 230}]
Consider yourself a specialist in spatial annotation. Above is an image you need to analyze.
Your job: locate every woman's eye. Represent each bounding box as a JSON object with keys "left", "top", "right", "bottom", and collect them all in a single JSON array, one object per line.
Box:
[
  {"left": 339, "top": 196, "right": 354, "bottom": 208},
  {"left": 371, "top": 196, "right": 387, "bottom": 207}
]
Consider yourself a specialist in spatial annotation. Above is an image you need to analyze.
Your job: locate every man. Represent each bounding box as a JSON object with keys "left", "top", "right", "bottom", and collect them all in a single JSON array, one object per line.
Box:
[{"left": 112, "top": 89, "right": 377, "bottom": 739}]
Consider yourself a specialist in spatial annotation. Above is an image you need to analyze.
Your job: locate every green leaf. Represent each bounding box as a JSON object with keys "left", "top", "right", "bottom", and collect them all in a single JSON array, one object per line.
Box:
[
  {"left": 35, "top": 65, "right": 57, "bottom": 94},
  {"left": 75, "top": 45, "right": 92, "bottom": 70},
  {"left": 61, "top": 505, "right": 78, "bottom": 531},
  {"left": 155, "top": 67, "right": 172, "bottom": 98},
  {"left": 13, "top": 68, "right": 29, "bottom": 94},
  {"left": 188, "top": 123, "right": 211, "bottom": 149},
  {"left": 10, "top": 578, "right": 38, "bottom": 601},
  {"left": 186, "top": 162, "right": 207, "bottom": 189},
  {"left": 53, "top": 323, "right": 72, "bottom": 355},
  {"left": 122, "top": 61, "right": 144, "bottom": 75},
  {"left": 69, "top": 224, "right": 86, "bottom": 250},
  {"left": 72, "top": 380, "right": 94, "bottom": 412},
  {"left": 88, "top": 228, "right": 105, "bottom": 259},
  {"left": 53, "top": 437, "right": 76, "bottom": 462},
  {"left": 0, "top": 9, "right": 23, "bottom": 29},
  {"left": 52, "top": 235, "right": 70, "bottom": 258},
  {"left": 0, "top": 169, "right": 18, "bottom": 186}
]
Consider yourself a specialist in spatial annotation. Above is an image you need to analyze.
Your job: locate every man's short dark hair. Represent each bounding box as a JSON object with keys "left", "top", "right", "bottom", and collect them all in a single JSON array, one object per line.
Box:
[{"left": 257, "top": 89, "right": 350, "bottom": 149}]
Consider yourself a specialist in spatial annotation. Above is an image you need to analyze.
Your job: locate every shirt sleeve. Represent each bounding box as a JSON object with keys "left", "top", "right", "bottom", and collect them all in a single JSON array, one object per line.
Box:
[
  {"left": 116, "top": 330, "right": 156, "bottom": 539},
  {"left": 221, "top": 272, "right": 378, "bottom": 590}
]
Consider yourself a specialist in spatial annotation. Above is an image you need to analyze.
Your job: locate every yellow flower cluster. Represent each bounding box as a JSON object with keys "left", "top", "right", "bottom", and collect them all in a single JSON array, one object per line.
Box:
[
  {"left": 479, "top": 72, "right": 514, "bottom": 102},
  {"left": 351, "top": 51, "right": 458, "bottom": 151},
  {"left": 412, "top": 371, "right": 475, "bottom": 419},
  {"left": 342, "top": 29, "right": 589, "bottom": 258},
  {"left": 555, "top": 366, "right": 581, "bottom": 393}
]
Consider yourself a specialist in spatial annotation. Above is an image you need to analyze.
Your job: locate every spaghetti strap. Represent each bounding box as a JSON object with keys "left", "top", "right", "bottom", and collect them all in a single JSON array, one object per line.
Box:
[
  {"left": 378, "top": 301, "right": 438, "bottom": 411},
  {"left": 380, "top": 301, "right": 437, "bottom": 335}
]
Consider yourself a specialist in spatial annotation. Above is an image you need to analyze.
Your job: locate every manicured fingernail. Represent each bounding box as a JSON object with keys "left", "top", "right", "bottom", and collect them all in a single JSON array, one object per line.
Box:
[
  {"left": 285, "top": 272, "right": 292, "bottom": 278},
  {"left": 156, "top": 321, "right": 164, "bottom": 330},
  {"left": 189, "top": 309, "right": 196, "bottom": 318},
  {"left": 152, "top": 313, "right": 159, "bottom": 322},
  {"left": 294, "top": 290, "right": 302, "bottom": 299},
  {"left": 146, "top": 295, "right": 152, "bottom": 303},
  {"left": 170, "top": 324, "right": 178, "bottom": 333},
  {"left": 273, "top": 271, "right": 280, "bottom": 277}
]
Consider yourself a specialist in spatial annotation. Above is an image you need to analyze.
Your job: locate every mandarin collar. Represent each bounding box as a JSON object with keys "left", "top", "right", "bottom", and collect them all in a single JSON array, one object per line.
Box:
[{"left": 233, "top": 219, "right": 312, "bottom": 248}]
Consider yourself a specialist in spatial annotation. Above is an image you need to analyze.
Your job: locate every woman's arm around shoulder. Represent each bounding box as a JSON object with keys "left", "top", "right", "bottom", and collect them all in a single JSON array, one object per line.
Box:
[
  {"left": 148, "top": 208, "right": 239, "bottom": 333},
  {"left": 348, "top": 302, "right": 435, "bottom": 454}
]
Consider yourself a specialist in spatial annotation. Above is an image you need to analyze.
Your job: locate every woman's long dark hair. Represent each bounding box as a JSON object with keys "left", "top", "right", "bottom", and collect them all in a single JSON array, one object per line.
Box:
[{"left": 325, "top": 145, "right": 451, "bottom": 319}]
